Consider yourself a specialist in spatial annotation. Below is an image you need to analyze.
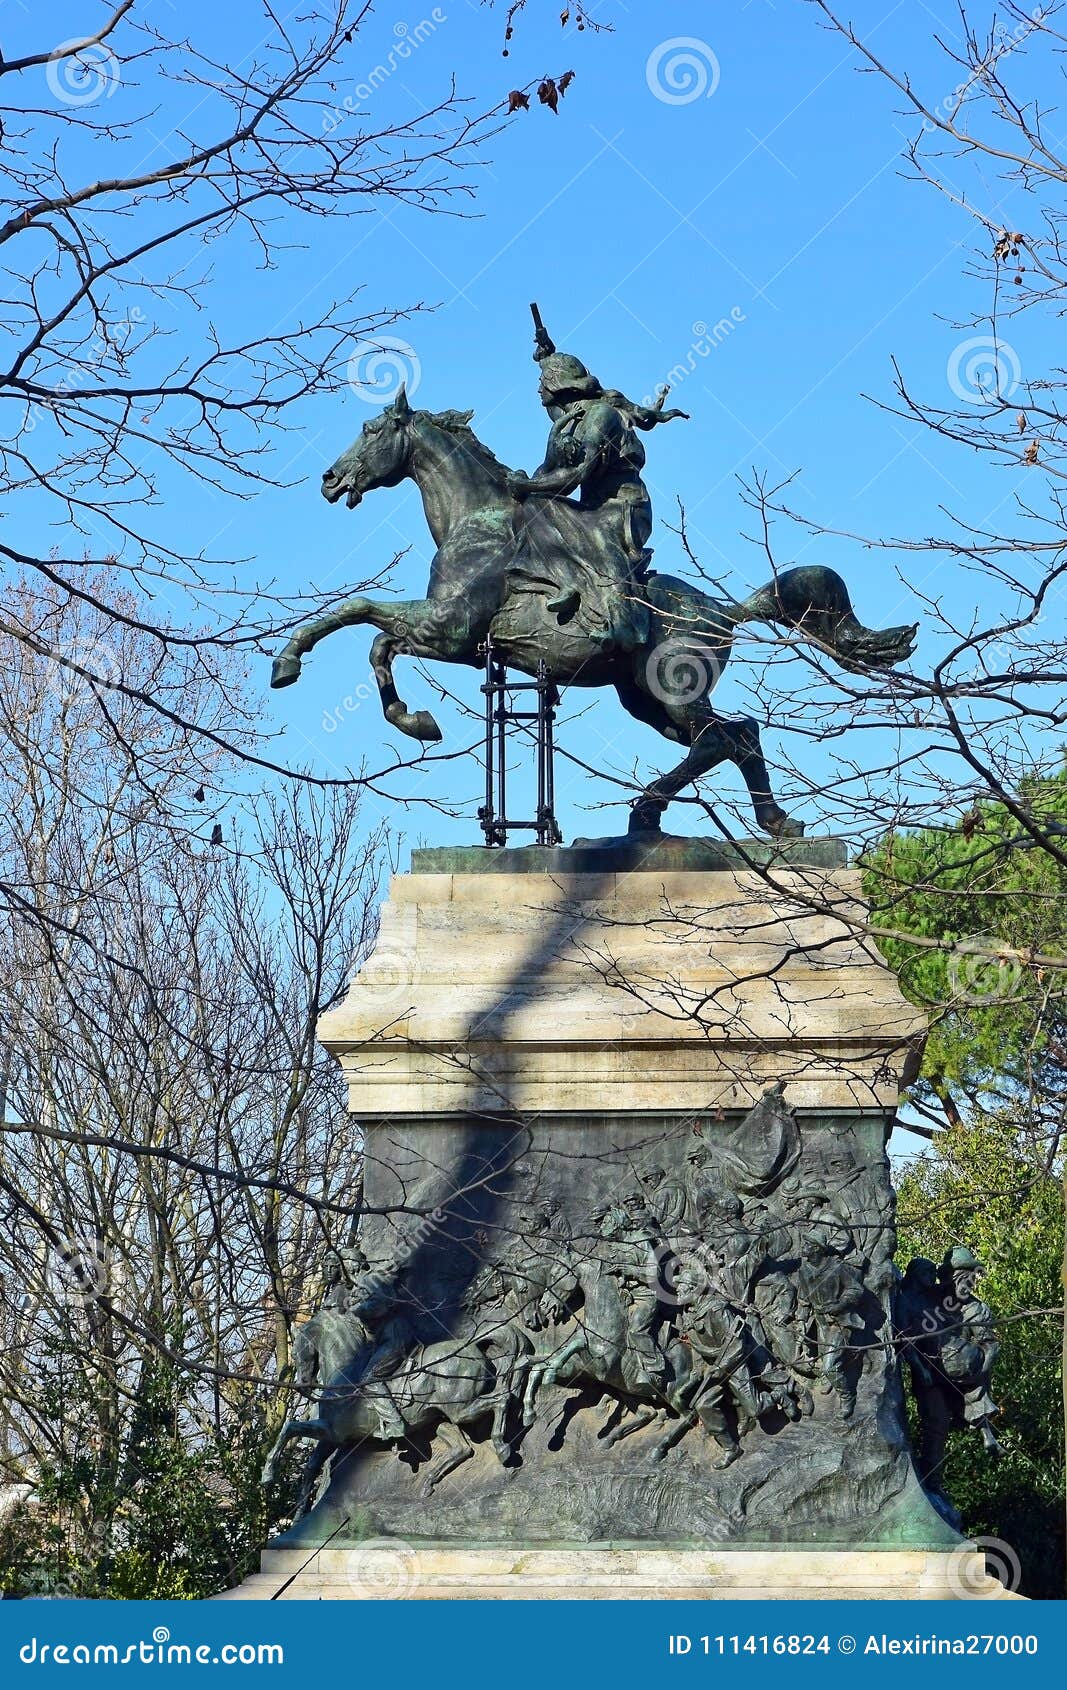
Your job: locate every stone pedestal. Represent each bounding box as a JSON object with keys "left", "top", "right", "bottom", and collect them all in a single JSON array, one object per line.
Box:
[
  {"left": 219, "top": 839, "right": 1014, "bottom": 1599},
  {"left": 217, "top": 1544, "right": 1021, "bottom": 1601}
]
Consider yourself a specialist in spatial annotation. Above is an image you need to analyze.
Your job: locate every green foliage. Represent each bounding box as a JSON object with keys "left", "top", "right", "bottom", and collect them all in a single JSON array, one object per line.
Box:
[
  {"left": 0, "top": 1353, "right": 300, "bottom": 1600},
  {"left": 896, "top": 1118, "right": 1064, "bottom": 1599},
  {"left": 863, "top": 770, "right": 1067, "bottom": 1119},
  {"left": 867, "top": 779, "right": 1067, "bottom": 1597}
]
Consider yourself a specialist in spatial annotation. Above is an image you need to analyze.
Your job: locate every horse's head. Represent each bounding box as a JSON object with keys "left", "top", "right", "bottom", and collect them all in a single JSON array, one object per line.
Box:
[{"left": 321, "top": 384, "right": 415, "bottom": 509}]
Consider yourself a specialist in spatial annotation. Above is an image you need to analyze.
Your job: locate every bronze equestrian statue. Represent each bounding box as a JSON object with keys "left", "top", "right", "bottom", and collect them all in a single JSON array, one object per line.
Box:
[{"left": 271, "top": 309, "right": 916, "bottom": 837}]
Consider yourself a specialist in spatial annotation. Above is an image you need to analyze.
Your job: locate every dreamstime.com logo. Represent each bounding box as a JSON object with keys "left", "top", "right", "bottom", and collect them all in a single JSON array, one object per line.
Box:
[
  {"left": 646, "top": 38, "right": 721, "bottom": 105},
  {"left": 946, "top": 335, "right": 1022, "bottom": 405},
  {"left": 352, "top": 942, "right": 421, "bottom": 1010},
  {"left": 46, "top": 1234, "right": 119, "bottom": 1305},
  {"left": 644, "top": 634, "right": 722, "bottom": 705},
  {"left": 19, "top": 1628, "right": 284, "bottom": 1666},
  {"left": 946, "top": 1536, "right": 1022, "bottom": 1598},
  {"left": 344, "top": 1537, "right": 418, "bottom": 1598},
  {"left": 347, "top": 337, "right": 422, "bottom": 403},
  {"left": 649, "top": 1239, "right": 713, "bottom": 1310},
  {"left": 946, "top": 933, "right": 1023, "bottom": 1005},
  {"left": 46, "top": 41, "right": 121, "bottom": 106},
  {"left": 322, "top": 13, "right": 447, "bottom": 130},
  {"left": 43, "top": 635, "right": 124, "bottom": 715}
]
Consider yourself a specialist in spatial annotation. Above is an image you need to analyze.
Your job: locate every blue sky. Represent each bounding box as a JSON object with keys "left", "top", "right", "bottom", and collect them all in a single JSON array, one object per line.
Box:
[{"left": 14, "top": 0, "right": 1058, "bottom": 852}]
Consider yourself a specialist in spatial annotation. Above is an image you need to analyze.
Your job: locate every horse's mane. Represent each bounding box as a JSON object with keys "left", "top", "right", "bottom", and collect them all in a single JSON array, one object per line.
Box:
[{"left": 417, "top": 407, "right": 511, "bottom": 481}]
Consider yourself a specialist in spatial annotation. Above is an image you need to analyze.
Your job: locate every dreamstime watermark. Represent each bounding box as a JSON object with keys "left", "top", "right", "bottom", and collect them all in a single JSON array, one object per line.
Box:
[
  {"left": 646, "top": 37, "right": 720, "bottom": 105},
  {"left": 42, "top": 632, "right": 124, "bottom": 717},
  {"left": 946, "top": 1536, "right": 1022, "bottom": 1598},
  {"left": 946, "top": 335, "right": 1021, "bottom": 405},
  {"left": 649, "top": 1239, "right": 713, "bottom": 1310},
  {"left": 13, "top": 1569, "right": 81, "bottom": 1601},
  {"left": 25, "top": 308, "right": 146, "bottom": 435},
  {"left": 925, "top": 7, "right": 1045, "bottom": 130},
  {"left": 19, "top": 1629, "right": 284, "bottom": 1665},
  {"left": 321, "top": 675, "right": 378, "bottom": 733},
  {"left": 641, "top": 310, "right": 746, "bottom": 408},
  {"left": 343, "top": 1537, "right": 418, "bottom": 1598},
  {"left": 351, "top": 940, "right": 421, "bottom": 1009},
  {"left": 347, "top": 337, "right": 422, "bottom": 403},
  {"left": 46, "top": 40, "right": 121, "bottom": 106},
  {"left": 644, "top": 634, "right": 722, "bottom": 705},
  {"left": 323, "top": 13, "right": 447, "bottom": 130},
  {"left": 946, "top": 932, "right": 1023, "bottom": 1004}
]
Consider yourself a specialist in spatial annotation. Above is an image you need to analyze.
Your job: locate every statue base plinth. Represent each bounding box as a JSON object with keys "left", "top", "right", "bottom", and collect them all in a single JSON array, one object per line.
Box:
[
  {"left": 228, "top": 843, "right": 1008, "bottom": 1594},
  {"left": 215, "top": 1544, "right": 1023, "bottom": 1601}
]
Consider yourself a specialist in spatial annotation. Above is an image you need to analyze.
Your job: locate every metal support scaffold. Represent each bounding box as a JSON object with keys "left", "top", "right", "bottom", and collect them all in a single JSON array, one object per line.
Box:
[{"left": 478, "top": 636, "right": 563, "bottom": 848}]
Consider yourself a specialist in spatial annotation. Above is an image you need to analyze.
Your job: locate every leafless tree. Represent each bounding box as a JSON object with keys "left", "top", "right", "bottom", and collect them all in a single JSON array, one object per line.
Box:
[
  {"left": 0, "top": 0, "right": 510, "bottom": 876},
  {"left": 0, "top": 583, "right": 386, "bottom": 1592}
]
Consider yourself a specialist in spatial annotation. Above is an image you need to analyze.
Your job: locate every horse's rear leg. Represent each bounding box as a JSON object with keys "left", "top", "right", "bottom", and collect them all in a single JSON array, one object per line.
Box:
[
  {"left": 602, "top": 1405, "right": 659, "bottom": 1446},
  {"left": 295, "top": 1440, "right": 332, "bottom": 1518},
  {"left": 618, "top": 680, "right": 801, "bottom": 839},
  {"left": 650, "top": 1410, "right": 696, "bottom": 1462}
]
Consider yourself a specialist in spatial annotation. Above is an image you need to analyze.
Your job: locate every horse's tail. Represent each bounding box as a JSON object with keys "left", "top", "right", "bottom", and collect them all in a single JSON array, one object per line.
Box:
[{"left": 729, "top": 566, "right": 917, "bottom": 668}]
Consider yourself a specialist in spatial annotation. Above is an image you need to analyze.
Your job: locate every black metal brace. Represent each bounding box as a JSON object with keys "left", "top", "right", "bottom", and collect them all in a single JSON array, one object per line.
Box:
[{"left": 477, "top": 636, "right": 563, "bottom": 848}]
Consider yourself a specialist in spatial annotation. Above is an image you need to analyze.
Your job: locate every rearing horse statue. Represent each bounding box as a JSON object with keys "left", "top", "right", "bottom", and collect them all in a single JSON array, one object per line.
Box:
[{"left": 271, "top": 385, "right": 916, "bottom": 836}]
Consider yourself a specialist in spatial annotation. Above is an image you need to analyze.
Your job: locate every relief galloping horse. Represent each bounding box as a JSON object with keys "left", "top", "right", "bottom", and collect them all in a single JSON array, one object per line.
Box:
[{"left": 271, "top": 385, "right": 916, "bottom": 836}]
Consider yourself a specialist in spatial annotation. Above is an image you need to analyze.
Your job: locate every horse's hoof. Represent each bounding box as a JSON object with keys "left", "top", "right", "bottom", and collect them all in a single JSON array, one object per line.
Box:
[
  {"left": 410, "top": 710, "right": 443, "bottom": 743},
  {"left": 387, "top": 706, "right": 443, "bottom": 743},
  {"left": 271, "top": 654, "right": 302, "bottom": 689},
  {"left": 762, "top": 810, "right": 805, "bottom": 840},
  {"left": 712, "top": 1447, "right": 740, "bottom": 1470}
]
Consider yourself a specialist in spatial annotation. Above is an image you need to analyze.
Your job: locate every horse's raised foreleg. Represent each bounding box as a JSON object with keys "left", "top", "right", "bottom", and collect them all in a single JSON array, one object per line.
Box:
[
  {"left": 732, "top": 566, "right": 917, "bottom": 669},
  {"left": 271, "top": 597, "right": 377, "bottom": 688},
  {"left": 272, "top": 597, "right": 450, "bottom": 744}
]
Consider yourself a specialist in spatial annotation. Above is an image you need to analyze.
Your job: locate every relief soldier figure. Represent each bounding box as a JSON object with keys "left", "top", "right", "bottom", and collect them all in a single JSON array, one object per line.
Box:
[
  {"left": 898, "top": 1247, "right": 1002, "bottom": 1512},
  {"left": 637, "top": 1163, "right": 687, "bottom": 1236},
  {"left": 594, "top": 1197, "right": 669, "bottom": 1391},
  {"left": 795, "top": 1223, "right": 869, "bottom": 1417}
]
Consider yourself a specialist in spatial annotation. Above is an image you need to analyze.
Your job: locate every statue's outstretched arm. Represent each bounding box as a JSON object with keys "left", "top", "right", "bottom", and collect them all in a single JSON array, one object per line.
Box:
[{"left": 600, "top": 386, "right": 688, "bottom": 430}]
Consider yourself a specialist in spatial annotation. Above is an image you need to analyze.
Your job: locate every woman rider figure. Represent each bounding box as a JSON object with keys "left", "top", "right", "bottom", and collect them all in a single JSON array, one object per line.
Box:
[{"left": 504, "top": 309, "right": 687, "bottom": 654}]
